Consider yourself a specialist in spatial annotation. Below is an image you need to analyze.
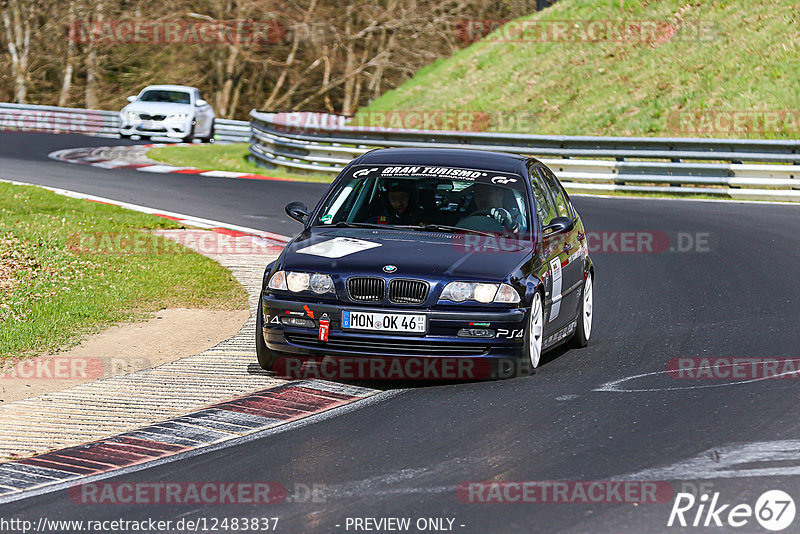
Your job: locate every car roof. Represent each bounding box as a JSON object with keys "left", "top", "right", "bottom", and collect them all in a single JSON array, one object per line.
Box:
[
  {"left": 139, "top": 85, "right": 196, "bottom": 93},
  {"left": 353, "top": 147, "right": 536, "bottom": 174}
]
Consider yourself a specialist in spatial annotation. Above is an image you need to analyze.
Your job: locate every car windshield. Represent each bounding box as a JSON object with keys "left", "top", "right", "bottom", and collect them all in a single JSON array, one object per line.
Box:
[
  {"left": 314, "top": 165, "right": 530, "bottom": 236},
  {"left": 138, "top": 90, "right": 191, "bottom": 104}
]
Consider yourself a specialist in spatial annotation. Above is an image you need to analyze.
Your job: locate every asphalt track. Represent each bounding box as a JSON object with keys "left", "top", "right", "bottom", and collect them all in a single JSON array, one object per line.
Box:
[{"left": 2, "top": 131, "right": 800, "bottom": 533}]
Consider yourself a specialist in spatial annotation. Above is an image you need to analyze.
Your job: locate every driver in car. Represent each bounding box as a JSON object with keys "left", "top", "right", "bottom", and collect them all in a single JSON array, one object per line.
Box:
[
  {"left": 368, "top": 181, "right": 421, "bottom": 226},
  {"left": 464, "top": 183, "right": 519, "bottom": 233}
]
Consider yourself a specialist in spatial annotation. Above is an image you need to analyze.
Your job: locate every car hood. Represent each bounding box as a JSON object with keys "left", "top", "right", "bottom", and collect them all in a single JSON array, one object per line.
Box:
[
  {"left": 121, "top": 102, "right": 193, "bottom": 115},
  {"left": 281, "top": 228, "right": 533, "bottom": 280}
]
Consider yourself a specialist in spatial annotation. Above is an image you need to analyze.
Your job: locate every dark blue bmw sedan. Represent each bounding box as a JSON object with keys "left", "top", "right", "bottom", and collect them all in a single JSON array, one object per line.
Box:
[{"left": 257, "top": 148, "right": 593, "bottom": 379}]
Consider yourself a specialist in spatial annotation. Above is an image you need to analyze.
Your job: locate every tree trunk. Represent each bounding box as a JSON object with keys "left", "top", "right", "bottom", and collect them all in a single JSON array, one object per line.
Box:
[
  {"left": 340, "top": 5, "right": 356, "bottom": 115},
  {"left": 215, "top": 45, "right": 240, "bottom": 118},
  {"left": 262, "top": 0, "right": 318, "bottom": 110},
  {"left": 58, "top": 0, "right": 76, "bottom": 107},
  {"left": 2, "top": 0, "right": 32, "bottom": 104},
  {"left": 84, "top": 0, "right": 104, "bottom": 109}
]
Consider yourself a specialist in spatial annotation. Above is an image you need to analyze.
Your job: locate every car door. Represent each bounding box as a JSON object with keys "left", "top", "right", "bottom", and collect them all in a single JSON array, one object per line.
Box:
[
  {"left": 538, "top": 165, "right": 584, "bottom": 326},
  {"left": 528, "top": 164, "right": 570, "bottom": 333}
]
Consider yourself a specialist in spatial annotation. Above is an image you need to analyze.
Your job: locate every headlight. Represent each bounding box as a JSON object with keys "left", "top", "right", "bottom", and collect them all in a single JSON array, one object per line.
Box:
[
  {"left": 440, "top": 281, "right": 473, "bottom": 302},
  {"left": 286, "top": 272, "right": 310, "bottom": 292},
  {"left": 268, "top": 270, "right": 334, "bottom": 294},
  {"left": 440, "top": 282, "right": 520, "bottom": 304},
  {"left": 268, "top": 271, "right": 287, "bottom": 291},
  {"left": 494, "top": 283, "right": 521, "bottom": 304},
  {"left": 169, "top": 113, "right": 188, "bottom": 121},
  {"left": 121, "top": 111, "right": 137, "bottom": 121},
  {"left": 473, "top": 283, "right": 499, "bottom": 303},
  {"left": 310, "top": 273, "right": 334, "bottom": 294}
]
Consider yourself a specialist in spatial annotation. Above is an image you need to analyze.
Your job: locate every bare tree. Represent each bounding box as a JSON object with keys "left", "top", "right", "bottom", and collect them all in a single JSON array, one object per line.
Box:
[
  {"left": 1, "top": 0, "right": 33, "bottom": 103},
  {"left": 58, "top": 0, "right": 76, "bottom": 106},
  {"left": 83, "top": 0, "right": 103, "bottom": 108},
  {"left": 0, "top": 0, "right": 540, "bottom": 116}
]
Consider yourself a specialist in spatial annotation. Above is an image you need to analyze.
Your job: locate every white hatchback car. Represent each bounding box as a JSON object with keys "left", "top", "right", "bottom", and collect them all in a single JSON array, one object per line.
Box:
[{"left": 119, "top": 85, "right": 215, "bottom": 143}]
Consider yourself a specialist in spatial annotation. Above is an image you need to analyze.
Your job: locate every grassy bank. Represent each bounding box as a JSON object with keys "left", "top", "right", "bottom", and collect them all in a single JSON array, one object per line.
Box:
[
  {"left": 360, "top": 0, "right": 800, "bottom": 138},
  {"left": 0, "top": 182, "right": 248, "bottom": 360},
  {"left": 148, "top": 143, "right": 335, "bottom": 183}
]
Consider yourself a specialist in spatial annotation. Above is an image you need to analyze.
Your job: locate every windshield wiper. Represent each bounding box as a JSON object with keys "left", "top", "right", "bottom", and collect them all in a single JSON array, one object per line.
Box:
[
  {"left": 409, "top": 224, "right": 497, "bottom": 237},
  {"left": 332, "top": 221, "right": 397, "bottom": 229},
  {"left": 332, "top": 222, "right": 498, "bottom": 237}
]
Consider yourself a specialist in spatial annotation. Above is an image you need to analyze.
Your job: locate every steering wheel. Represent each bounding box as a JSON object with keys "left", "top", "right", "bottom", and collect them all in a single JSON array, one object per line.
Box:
[{"left": 474, "top": 208, "right": 516, "bottom": 231}]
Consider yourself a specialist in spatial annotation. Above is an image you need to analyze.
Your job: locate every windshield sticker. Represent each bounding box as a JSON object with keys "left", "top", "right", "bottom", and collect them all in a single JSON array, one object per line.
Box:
[
  {"left": 353, "top": 167, "right": 378, "bottom": 178},
  {"left": 380, "top": 166, "right": 486, "bottom": 180},
  {"left": 351, "top": 165, "right": 524, "bottom": 188},
  {"left": 296, "top": 237, "right": 382, "bottom": 258}
]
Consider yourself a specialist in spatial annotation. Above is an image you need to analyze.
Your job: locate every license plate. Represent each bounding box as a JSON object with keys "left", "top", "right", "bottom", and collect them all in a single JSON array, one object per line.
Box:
[
  {"left": 142, "top": 120, "right": 156, "bottom": 129},
  {"left": 342, "top": 311, "right": 426, "bottom": 333}
]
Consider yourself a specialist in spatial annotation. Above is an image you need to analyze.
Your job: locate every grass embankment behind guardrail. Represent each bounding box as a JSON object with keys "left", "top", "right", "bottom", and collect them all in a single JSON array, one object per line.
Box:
[
  {"left": 0, "top": 182, "right": 247, "bottom": 360},
  {"left": 360, "top": 0, "right": 800, "bottom": 138}
]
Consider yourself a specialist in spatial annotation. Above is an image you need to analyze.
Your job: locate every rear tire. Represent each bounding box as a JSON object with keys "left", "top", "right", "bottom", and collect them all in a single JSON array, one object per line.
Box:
[
  {"left": 201, "top": 123, "right": 215, "bottom": 143},
  {"left": 570, "top": 272, "right": 593, "bottom": 348},
  {"left": 516, "top": 291, "right": 543, "bottom": 377},
  {"left": 256, "top": 303, "right": 277, "bottom": 371}
]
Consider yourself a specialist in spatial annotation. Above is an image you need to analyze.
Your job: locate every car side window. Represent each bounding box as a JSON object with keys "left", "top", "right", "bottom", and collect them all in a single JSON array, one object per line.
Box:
[
  {"left": 540, "top": 167, "right": 571, "bottom": 219},
  {"left": 528, "top": 166, "right": 557, "bottom": 227}
]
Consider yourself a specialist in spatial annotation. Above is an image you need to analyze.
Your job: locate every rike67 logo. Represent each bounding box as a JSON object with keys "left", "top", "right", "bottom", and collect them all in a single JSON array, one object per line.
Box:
[{"left": 668, "top": 490, "right": 795, "bottom": 531}]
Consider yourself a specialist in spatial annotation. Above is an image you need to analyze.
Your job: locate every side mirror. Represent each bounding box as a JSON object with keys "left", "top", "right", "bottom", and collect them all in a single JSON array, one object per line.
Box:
[
  {"left": 285, "top": 201, "right": 310, "bottom": 224},
  {"left": 126, "top": 95, "right": 137, "bottom": 103},
  {"left": 542, "top": 216, "right": 574, "bottom": 235},
  {"left": 196, "top": 99, "right": 208, "bottom": 107}
]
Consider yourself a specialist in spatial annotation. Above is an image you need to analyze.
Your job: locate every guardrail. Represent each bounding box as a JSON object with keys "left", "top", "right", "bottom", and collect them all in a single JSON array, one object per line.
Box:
[
  {"left": 0, "top": 102, "right": 249, "bottom": 143},
  {"left": 214, "top": 118, "right": 250, "bottom": 143},
  {"left": 249, "top": 111, "right": 800, "bottom": 201}
]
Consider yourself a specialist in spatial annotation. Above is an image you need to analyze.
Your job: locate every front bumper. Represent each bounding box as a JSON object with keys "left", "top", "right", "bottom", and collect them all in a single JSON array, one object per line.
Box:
[
  {"left": 120, "top": 119, "right": 191, "bottom": 138},
  {"left": 260, "top": 293, "right": 527, "bottom": 361}
]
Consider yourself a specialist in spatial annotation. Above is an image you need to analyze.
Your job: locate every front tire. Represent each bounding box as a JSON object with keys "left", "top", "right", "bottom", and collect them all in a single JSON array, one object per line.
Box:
[
  {"left": 256, "top": 303, "right": 277, "bottom": 371},
  {"left": 570, "top": 272, "right": 593, "bottom": 348},
  {"left": 182, "top": 124, "right": 195, "bottom": 144},
  {"left": 517, "top": 291, "right": 544, "bottom": 376}
]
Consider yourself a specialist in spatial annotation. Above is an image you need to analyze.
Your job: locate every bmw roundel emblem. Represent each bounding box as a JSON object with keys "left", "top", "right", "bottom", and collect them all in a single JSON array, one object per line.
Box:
[{"left": 383, "top": 265, "right": 398, "bottom": 273}]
